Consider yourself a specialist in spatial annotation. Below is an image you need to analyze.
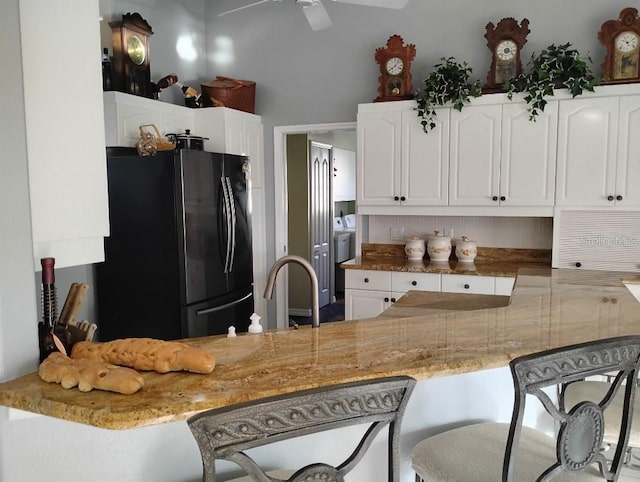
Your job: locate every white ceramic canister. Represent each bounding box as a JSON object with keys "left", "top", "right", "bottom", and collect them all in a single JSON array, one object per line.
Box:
[
  {"left": 404, "top": 236, "right": 426, "bottom": 261},
  {"left": 455, "top": 236, "right": 478, "bottom": 262},
  {"left": 427, "top": 230, "right": 451, "bottom": 262}
]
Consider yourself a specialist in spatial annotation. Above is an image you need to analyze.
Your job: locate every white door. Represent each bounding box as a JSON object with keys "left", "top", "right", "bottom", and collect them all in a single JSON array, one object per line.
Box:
[
  {"left": 356, "top": 110, "right": 402, "bottom": 207},
  {"left": 401, "top": 109, "right": 449, "bottom": 206},
  {"left": 500, "top": 101, "right": 558, "bottom": 207},
  {"left": 310, "top": 142, "right": 331, "bottom": 308},
  {"left": 555, "top": 96, "right": 619, "bottom": 207},
  {"left": 449, "top": 104, "right": 502, "bottom": 206},
  {"left": 616, "top": 94, "right": 640, "bottom": 207}
]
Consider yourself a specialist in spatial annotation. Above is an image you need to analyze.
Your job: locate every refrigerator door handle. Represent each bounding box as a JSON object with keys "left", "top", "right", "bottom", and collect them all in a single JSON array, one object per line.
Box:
[
  {"left": 221, "top": 176, "right": 233, "bottom": 273},
  {"left": 195, "top": 292, "right": 253, "bottom": 316},
  {"left": 225, "top": 176, "right": 237, "bottom": 273}
]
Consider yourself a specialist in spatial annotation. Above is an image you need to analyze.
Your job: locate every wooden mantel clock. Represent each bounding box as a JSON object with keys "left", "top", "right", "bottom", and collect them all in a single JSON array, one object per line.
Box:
[
  {"left": 374, "top": 35, "right": 416, "bottom": 102},
  {"left": 109, "top": 12, "right": 154, "bottom": 98},
  {"left": 598, "top": 7, "right": 640, "bottom": 84},
  {"left": 483, "top": 17, "right": 530, "bottom": 93}
]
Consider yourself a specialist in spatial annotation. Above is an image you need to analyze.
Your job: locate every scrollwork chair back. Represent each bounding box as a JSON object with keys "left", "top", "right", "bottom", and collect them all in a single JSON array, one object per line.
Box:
[{"left": 188, "top": 376, "right": 416, "bottom": 482}]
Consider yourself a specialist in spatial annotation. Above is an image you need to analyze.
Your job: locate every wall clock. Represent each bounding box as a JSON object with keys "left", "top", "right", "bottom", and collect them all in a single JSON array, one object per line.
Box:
[
  {"left": 374, "top": 35, "right": 416, "bottom": 102},
  {"left": 109, "top": 12, "right": 154, "bottom": 98},
  {"left": 598, "top": 7, "right": 640, "bottom": 84},
  {"left": 483, "top": 17, "right": 530, "bottom": 93}
]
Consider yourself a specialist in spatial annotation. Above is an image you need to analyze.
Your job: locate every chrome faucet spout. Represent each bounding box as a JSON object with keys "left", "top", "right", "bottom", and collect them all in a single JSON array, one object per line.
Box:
[{"left": 264, "top": 255, "right": 320, "bottom": 328}]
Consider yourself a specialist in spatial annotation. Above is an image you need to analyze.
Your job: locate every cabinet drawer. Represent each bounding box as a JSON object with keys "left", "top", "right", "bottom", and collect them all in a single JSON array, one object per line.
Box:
[
  {"left": 495, "top": 277, "right": 515, "bottom": 296},
  {"left": 441, "top": 274, "right": 495, "bottom": 294},
  {"left": 345, "top": 269, "right": 391, "bottom": 291},
  {"left": 391, "top": 272, "right": 441, "bottom": 293}
]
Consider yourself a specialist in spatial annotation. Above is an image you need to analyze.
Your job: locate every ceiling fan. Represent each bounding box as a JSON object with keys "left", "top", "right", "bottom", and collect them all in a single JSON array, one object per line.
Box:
[{"left": 218, "top": 0, "right": 408, "bottom": 31}]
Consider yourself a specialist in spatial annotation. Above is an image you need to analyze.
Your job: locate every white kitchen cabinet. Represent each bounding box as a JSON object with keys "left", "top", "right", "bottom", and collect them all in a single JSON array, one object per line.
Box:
[
  {"left": 449, "top": 101, "right": 557, "bottom": 211},
  {"left": 441, "top": 274, "right": 496, "bottom": 295},
  {"left": 345, "top": 269, "right": 441, "bottom": 320},
  {"left": 495, "top": 276, "right": 516, "bottom": 296},
  {"left": 555, "top": 93, "right": 640, "bottom": 208},
  {"left": 332, "top": 147, "right": 356, "bottom": 201},
  {"left": 356, "top": 102, "right": 449, "bottom": 212},
  {"left": 22, "top": 0, "right": 109, "bottom": 269}
]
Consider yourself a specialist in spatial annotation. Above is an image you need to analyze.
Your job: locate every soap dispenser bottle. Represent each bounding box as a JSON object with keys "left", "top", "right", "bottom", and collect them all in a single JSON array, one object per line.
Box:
[{"left": 248, "top": 313, "right": 263, "bottom": 334}]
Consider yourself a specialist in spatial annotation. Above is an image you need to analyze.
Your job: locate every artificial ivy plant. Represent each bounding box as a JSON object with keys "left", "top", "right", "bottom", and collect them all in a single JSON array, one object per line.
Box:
[
  {"left": 506, "top": 42, "right": 600, "bottom": 120},
  {"left": 414, "top": 57, "right": 482, "bottom": 133}
]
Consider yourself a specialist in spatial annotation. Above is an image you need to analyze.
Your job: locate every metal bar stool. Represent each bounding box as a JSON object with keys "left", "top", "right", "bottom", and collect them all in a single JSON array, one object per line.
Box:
[
  {"left": 188, "top": 376, "right": 416, "bottom": 482},
  {"left": 411, "top": 336, "right": 640, "bottom": 481}
]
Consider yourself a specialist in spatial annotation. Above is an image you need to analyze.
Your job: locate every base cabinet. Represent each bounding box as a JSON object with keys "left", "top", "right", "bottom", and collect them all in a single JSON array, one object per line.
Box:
[{"left": 344, "top": 269, "right": 513, "bottom": 320}]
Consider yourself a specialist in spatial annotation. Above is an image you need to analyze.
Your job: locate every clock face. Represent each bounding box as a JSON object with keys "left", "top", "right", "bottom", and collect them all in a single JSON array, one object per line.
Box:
[
  {"left": 616, "top": 31, "right": 639, "bottom": 53},
  {"left": 127, "top": 34, "right": 146, "bottom": 66},
  {"left": 386, "top": 57, "right": 404, "bottom": 75},
  {"left": 496, "top": 40, "right": 517, "bottom": 61}
]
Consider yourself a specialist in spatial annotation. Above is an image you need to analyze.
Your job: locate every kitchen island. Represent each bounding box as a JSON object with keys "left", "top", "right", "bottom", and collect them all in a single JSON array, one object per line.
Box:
[{"left": 2, "top": 268, "right": 640, "bottom": 428}]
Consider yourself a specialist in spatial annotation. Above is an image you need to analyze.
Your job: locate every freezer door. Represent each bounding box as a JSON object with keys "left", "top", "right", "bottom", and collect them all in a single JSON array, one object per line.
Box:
[
  {"left": 179, "top": 150, "right": 227, "bottom": 304},
  {"left": 183, "top": 290, "right": 254, "bottom": 337},
  {"left": 223, "top": 154, "right": 254, "bottom": 292}
]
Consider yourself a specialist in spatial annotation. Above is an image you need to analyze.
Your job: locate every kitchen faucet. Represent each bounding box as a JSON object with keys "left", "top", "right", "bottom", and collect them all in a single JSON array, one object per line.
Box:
[{"left": 264, "top": 255, "right": 320, "bottom": 328}]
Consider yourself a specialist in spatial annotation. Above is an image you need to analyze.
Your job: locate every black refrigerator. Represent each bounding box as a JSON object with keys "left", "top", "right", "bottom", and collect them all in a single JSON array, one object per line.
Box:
[{"left": 96, "top": 147, "right": 254, "bottom": 340}]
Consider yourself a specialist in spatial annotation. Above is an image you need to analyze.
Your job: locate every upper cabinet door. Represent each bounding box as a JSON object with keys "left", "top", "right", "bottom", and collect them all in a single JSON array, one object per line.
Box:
[
  {"left": 449, "top": 104, "right": 502, "bottom": 206},
  {"left": 356, "top": 110, "right": 402, "bottom": 206},
  {"left": 615, "top": 95, "right": 640, "bottom": 207},
  {"left": 500, "top": 101, "right": 558, "bottom": 207},
  {"left": 555, "top": 96, "right": 619, "bottom": 207},
  {"left": 400, "top": 109, "right": 449, "bottom": 206}
]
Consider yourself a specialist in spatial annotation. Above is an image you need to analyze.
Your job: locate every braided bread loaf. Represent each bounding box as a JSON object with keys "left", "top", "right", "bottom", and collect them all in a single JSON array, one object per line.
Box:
[
  {"left": 70, "top": 338, "right": 215, "bottom": 374},
  {"left": 39, "top": 352, "right": 144, "bottom": 394}
]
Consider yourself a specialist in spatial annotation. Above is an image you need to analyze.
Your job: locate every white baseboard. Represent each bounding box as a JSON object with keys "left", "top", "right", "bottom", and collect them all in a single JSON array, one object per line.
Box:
[{"left": 289, "top": 308, "right": 311, "bottom": 317}]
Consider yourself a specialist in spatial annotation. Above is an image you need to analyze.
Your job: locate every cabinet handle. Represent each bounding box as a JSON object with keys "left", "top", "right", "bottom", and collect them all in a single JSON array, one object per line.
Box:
[
  {"left": 411, "top": 281, "right": 417, "bottom": 286},
  {"left": 393, "top": 196, "right": 399, "bottom": 201},
  {"left": 607, "top": 195, "right": 614, "bottom": 201},
  {"left": 400, "top": 196, "right": 406, "bottom": 201},
  {"left": 575, "top": 262, "right": 582, "bottom": 268},
  {"left": 384, "top": 297, "right": 389, "bottom": 302},
  {"left": 364, "top": 278, "right": 369, "bottom": 283},
  {"left": 500, "top": 196, "right": 506, "bottom": 201},
  {"left": 390, "top": 297, "right": 396, "bottom": 303},
  {"left": 617, "top": 195, "right": 623, "bottom": 201},
  {"left": 464, "top": 284, "right": 470, "bottom": 289},
  {"left": 492, "top": 196, "right": 498, "bottom": 201}
]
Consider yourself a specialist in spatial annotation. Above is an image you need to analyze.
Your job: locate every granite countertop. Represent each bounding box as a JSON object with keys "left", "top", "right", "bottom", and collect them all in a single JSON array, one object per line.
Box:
[
  {"left": 1, "top": 268, "right": 640, "bottom": 430},
  {"left": 341, "top": 244, "right": 552, "bottom": 277}
]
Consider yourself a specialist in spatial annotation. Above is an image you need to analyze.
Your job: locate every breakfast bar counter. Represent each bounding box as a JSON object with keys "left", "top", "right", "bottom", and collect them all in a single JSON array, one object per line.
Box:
[{"left": 1, "top": 268, "right": 640, "bottom": 430}]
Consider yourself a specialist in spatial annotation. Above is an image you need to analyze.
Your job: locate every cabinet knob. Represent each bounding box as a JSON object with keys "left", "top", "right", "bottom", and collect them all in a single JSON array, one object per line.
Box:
[
  {"left": 364, "top": 278, "right": 369, "bottom": 283},
  {"left": 390, "top": 297, "right": 396, "bottom": 303},
  {"left": 411, "top": 281, "right": 417, "bottom": 286},
  {"left": 607, "top": 195, "right": 614, "bottom": 201},
  {"left": 575, "top": 262, "right": 582, "bottom": 268},
  {"left": 400, "top": 196, "right": 406, "bottom": 201},
  {"left": 617, "top": 195, "right": 623, "bottom": 201},
  {"left": 611, "top": 298, "right": 618, "bottom": 304},
  {"left": 464, "top": 284, "right": 470, "bottom": 289},
  {"left": 393, "top": 196, "right": 399, "bottom": 201},
  {"left": 492, "top": 196, "right": 498, "bottom": 201},
  {"left": 500, "top": 196, "right": 506, "bottom": 201},
  {"left": 384, "top": 297, "right": 389, "bottom": 302}
]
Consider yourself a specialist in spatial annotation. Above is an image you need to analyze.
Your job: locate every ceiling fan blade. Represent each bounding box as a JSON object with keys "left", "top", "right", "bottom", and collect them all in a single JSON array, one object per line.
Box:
[
  {"left": 218, "top": 0, "right": 272, "bottom": 17},
  {"left": 332, "top": 0, "right": 408, "bottom": 9},
  {"left": 303, "top": 0, "right": 334, "bottom": 31}
]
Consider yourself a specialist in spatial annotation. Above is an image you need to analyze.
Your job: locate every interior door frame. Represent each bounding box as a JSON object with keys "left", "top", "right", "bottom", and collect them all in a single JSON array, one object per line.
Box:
[{"left": 273, "top": 121, "right": 356, "bottom": 329}]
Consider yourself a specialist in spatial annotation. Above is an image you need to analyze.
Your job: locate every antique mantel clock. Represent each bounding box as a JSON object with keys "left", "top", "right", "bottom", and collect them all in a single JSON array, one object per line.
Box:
[
  {"left": 598, "top": 7, "right": 640, "bottom": 84},
  {"left": 109, "top": 13, "right": 154, "bottom": 98},
  {"left": 374, "top": 35, "right": 416, "bottom": 102},
  {"left": 483, "top": 17, "right": 530, "bottom": 93}
]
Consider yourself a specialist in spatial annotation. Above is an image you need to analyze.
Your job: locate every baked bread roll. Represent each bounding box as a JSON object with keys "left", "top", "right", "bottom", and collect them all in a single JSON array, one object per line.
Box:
[
  {"left": 39, "top": 352, "right": 144, "bottom": 394},
  {"left": 70, "top": 338, "right": 215, "bottom": 374}
]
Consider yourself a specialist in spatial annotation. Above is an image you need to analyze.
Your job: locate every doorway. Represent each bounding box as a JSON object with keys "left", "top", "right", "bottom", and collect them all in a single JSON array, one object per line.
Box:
[{"left": 273, "top": 122, "right": 356, "bottom": 329}]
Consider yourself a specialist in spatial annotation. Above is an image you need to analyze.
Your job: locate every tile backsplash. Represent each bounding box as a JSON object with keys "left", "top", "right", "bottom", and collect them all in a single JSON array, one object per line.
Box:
[{"left": 368, "top": 215, "right": 553, "bottom": 249}]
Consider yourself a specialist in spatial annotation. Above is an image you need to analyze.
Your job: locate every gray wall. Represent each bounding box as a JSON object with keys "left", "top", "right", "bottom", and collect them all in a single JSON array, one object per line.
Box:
[{"left": 0, "top": 1, "right": 635, "bottom": 481}]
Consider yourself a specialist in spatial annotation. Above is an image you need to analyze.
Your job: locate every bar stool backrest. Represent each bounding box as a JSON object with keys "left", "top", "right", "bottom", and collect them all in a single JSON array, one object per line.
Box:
[{"left": 188, "top": 376, "right": 416, "bottom": 482}]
